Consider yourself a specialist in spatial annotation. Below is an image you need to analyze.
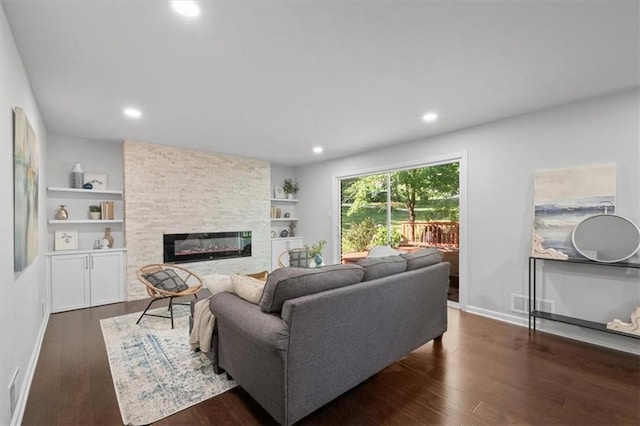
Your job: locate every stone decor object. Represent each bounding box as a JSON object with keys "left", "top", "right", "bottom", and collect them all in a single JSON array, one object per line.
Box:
[
  {"left": 103, "top": 226, "right": 114, "bottom": 248},
  {"left": 532, "top": 234, "right": 568, "bottom": 260},
  {"left": 607, "top": 306, "right": 640, "bottom": 336}
]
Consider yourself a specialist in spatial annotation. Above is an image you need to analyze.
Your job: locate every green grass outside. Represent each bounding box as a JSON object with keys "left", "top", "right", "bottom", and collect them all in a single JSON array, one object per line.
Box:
[{"left": 341, "top": 199, "right": 459, "bottom": 231}]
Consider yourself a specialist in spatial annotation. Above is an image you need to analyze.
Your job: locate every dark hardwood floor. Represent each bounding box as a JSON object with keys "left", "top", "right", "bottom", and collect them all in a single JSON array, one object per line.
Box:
[{"left": 23, "top": 298, "right": 640, "bottom": 425}]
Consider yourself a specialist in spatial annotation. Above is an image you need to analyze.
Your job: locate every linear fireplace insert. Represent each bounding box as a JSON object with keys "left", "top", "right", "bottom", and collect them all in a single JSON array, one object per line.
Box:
[{"left": 163, "top": 231, "right": 251, "bottom": 264}]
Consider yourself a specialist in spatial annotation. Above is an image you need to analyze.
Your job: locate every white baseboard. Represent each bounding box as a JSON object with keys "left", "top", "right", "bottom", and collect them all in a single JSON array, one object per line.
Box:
[
  {"left": 10, "top": 310, "right": 50, "bottom": 426},
  {"left": 464, "top": 305, "right": 640, "bottom": 355}
]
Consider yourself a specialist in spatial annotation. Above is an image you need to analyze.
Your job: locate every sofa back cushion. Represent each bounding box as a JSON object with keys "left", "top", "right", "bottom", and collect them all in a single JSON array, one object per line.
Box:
[
  {"left": 357, "top": 255, "right": 407, "bottom": 281},
  {"left": 259, "top": 264, "right": 364, "bottom": 313},
  {"left": 400, "top": 248, "right": 443, "bottom": 271}
]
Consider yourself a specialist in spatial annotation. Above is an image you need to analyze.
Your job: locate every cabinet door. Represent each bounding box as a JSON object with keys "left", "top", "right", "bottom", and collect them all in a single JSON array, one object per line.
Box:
[
  {"left": 289, "top": 237, "right": 304, "bottom": 250},
  {"left": 271, "top": 238, "right": 305, "bottom": 270},
  {"left": 90, "top": 251, "right": 125, "bottom": 306},
  {"left": 50, "top": 254, "right": 90, "bottom": 312},
  {"left": 272, "top": 239, "right": 289, "bottom": 270}
]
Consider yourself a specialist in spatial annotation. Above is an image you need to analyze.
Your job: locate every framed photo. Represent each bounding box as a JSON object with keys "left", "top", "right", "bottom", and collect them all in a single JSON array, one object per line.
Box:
[
  {"left": 54, "top": 230, "right": 78, "bottom": 251},
  {"left": 274, "top": 185, "right": 285, "bottom": 199},
  {"left": 84, "top": 173, "right": 108, "bottom": 190}
]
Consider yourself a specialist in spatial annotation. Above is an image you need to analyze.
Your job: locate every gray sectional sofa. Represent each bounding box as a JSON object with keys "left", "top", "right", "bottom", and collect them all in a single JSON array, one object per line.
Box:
[{"left": 200, "top": 248, "right": 450, "bottom": 425}]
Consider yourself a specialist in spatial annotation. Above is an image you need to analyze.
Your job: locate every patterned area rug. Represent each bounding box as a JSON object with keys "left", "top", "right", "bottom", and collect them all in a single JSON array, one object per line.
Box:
[{"left": 100, "top": 304, "right": 236, "bottom": 425}]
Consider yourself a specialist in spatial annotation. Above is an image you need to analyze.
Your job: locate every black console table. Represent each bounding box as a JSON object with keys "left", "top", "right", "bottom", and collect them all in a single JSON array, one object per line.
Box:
[{"left": 528, "top": 256, "right": 640, "bottom": 339}]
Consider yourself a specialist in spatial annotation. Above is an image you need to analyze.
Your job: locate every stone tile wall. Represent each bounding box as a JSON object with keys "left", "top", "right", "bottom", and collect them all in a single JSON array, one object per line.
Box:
[{"left": 123, "top": 140, "right": 270, "bottom": 300}]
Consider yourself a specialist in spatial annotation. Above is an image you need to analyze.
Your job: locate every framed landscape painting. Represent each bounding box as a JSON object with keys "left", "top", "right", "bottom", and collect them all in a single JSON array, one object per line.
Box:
[
  {"left": 532, "top": 163, "right": 616, "bottom": 259},
  {"left": 14, "top": 107, "right": 39, "bottom": 273}
]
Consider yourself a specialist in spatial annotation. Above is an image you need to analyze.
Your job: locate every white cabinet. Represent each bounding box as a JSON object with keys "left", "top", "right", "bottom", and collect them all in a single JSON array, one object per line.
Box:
[
  {"left": 271, "top": 237, "right": 304, "bottom": 271},
  {"left": 50, "top": 249, "right": 126, "bottom": 313}
]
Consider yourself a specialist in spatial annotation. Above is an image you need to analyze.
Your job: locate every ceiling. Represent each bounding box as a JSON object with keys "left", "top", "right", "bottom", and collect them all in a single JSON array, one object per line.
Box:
[{"left": 3, "top": 1, "right": 638, "bottom": 166}]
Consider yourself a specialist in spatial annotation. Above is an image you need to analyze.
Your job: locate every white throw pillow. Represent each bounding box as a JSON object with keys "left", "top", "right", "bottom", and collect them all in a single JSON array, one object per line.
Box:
[
  {"left": 367, "top": 245, "right": 400, "bottom": 258},
  {"left": 203, "top": 273, "right": 233, "bottom": 295},
  {"left": 231, "top": 274, "right": 266, "bottom": 304}
]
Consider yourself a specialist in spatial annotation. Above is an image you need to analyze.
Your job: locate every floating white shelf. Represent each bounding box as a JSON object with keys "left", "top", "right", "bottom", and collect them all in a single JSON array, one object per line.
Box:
[
  {"left": 48, "top": 219, "right": 123, "bottom": 224},
  {"left": 270, "top": 198, "right": 298, "bottom": 203},
  {"left": 47, "top": 247, "right": 127, "bottom": 256},
  {"left": 271, "top": 218, "right": 299, "bottom": 221},
  {"left": 47, "top": 186, "right": 123, "bottom": 195}
]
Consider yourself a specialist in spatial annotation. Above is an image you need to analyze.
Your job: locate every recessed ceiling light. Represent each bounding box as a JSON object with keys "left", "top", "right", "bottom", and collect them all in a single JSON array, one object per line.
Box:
[
  {"left": 422, "top": 112, "right": 438, "bottom": 123},
  {"left": 123, "top": 107, "right": 142, "bottom": 119},
  {"left": 313, "top": 146, "right": 324, "bottom": 154},
  {"left": 172, "top": 1, "right": 200, "bottom": 18}
]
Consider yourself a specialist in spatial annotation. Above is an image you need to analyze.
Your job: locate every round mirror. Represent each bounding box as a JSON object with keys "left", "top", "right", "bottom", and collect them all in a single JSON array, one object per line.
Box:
[{"left": 572, "top": 214, "right": 640, "bottom": 263}]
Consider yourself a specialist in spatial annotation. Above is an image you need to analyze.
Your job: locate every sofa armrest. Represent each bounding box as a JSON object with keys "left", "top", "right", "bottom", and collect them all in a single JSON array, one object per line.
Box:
[
  {"left": 209, "top": 292, "right": 289, "bottom": 352},
  {"left": 209, "top": 292, "right": 290, "bottom": 423}
]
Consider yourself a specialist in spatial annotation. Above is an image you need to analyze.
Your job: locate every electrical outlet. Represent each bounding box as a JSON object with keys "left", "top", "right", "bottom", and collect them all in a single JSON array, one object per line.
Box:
[{"left": 9, "top": 368, "right": 19, "bottom": 417}]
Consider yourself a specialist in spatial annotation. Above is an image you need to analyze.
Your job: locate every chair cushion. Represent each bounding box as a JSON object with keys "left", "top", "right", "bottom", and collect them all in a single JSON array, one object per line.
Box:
[
  {"left": 259, "top": 264, "right": 364, "bottom": 313},
  {"left": 231, "top": 274, "right": 266, "bottom": 304},
  {"left": 357, "top": 255, "right": 407, "bottom": 281},
  {"left": 400, "top": 248, "right": 444, "bottom": 271},
  {"left": 144, "top": 269, "right": 188, "bottom": 292}
]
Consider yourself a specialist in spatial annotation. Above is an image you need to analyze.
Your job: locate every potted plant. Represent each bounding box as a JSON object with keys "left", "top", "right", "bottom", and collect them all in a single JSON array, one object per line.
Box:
[
  {"left": 283, "top": 178, "right": 299, "bottom": 199},
  {"left": 305, "top": 240, "right": 326, "bottom": 267},
  {"left": 89, "top": 205, "right": 101, "bottom": 220}
]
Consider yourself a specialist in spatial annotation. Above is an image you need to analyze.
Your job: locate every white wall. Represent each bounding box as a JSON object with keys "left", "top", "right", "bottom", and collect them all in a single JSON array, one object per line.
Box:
[
  {"left": 295, "top": 89, "right": 640, "bottom": 353},
  {"left": 0, "top": 5, "right": 49, "bottom": 424}
]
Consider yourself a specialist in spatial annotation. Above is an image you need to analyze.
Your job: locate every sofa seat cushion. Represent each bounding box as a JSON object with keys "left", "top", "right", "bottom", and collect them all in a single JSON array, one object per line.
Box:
[
  {"left": 401, "top": 248, "right": 444, "bottom": 271},
  {"left": 357, "top": 255, "right": 407, "bottom": 281},
  {"left": 259, "top": 264, "right": 364, "bottom": 313}
]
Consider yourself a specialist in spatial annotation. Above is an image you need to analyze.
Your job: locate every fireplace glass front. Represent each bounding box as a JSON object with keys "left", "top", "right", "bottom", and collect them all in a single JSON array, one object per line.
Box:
[{"left": 163, "top": 231, "right": 252, "bottom": 264}]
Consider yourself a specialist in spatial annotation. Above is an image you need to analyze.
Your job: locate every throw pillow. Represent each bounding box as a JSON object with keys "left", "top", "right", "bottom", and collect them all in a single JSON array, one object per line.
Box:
[
  {"left": 203, "top": 273, "right": 234, "bottom": 295},
  {"left": 357, "top": 255, "right": 407, "bottom": 281},
  {"left": 245, "top": 270, "right": 268, "bottom": 281},
  {"left": 367, "top": 245, "right": 401, "bottom": 258},
  {"left": 400, "top": 248, "right": 444, "bottom": 271},
  {"left": 259, "top": 264, "right": 364, "bottom": 313},
  {"left": 231, "top": 274, "right": 266, "bottom": 304},
  {"left": 144, "top": 269, "right": 188, "bottom": 293}
]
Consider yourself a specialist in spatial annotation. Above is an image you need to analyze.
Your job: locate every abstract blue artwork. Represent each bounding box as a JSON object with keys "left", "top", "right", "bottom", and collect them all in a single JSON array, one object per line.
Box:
[{"left": 532, "top": 164, "right": 616, "bottom": 259}]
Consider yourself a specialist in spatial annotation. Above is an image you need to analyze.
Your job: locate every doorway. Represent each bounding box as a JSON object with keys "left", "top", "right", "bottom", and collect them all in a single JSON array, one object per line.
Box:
[{"left": 335, "top": 155, "right": 465, "bottom": 305}]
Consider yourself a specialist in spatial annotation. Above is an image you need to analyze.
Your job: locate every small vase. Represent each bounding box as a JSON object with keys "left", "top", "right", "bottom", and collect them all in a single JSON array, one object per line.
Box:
[
  {"left": 314, "top": 254, "right": 323, "bottom": 267},
  {"left": 54, "top": 205, "right": 68, "bottom": 220},
  {"left": 103, "top": 227, "right": 114, "bottom": 248},
  {"left": 69, "top": 162, "right": 84, "bottom": 189},
  {"left": 89, "top": 212, "right": 100, "bottom": 220},
  {"left": 287, "top": 193, "right": 294, "bottom": 200}
]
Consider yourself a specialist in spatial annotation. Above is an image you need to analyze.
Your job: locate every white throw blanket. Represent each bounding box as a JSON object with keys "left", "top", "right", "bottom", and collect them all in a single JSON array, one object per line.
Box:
[{"left": 189, "top": 296, "right": 215, "bottom": 353}]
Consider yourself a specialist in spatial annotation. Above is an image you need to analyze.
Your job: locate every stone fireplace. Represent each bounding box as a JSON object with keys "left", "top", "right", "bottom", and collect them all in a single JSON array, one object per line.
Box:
[{"left": 123, "top": 140, "right": 270, "bottom": 300}]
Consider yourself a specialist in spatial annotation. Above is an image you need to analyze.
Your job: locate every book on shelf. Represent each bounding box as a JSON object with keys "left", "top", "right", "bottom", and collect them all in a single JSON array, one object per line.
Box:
[{"left": 100, "top": 201, "right": 115, "bottom": 220}]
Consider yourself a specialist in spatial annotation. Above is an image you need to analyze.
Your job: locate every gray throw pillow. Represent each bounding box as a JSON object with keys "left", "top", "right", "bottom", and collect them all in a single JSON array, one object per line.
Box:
[
  {"left": 259, "top": 264, "right": 364, "bottom": 313},
  {"left": 357, "top": 255, "right": 407, "bottom": 281},
  {"left": 400, "top": 248, "right": 443, "bottom": 271},
  {"left": 144, "top": 269, "right": 188, "bottom": 292}
]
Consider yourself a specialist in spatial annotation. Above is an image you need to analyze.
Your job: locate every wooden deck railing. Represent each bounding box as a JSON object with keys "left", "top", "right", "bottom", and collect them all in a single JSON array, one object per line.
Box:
[{"left": 400, "top": 221, "right": 459, "bottom": 247}]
